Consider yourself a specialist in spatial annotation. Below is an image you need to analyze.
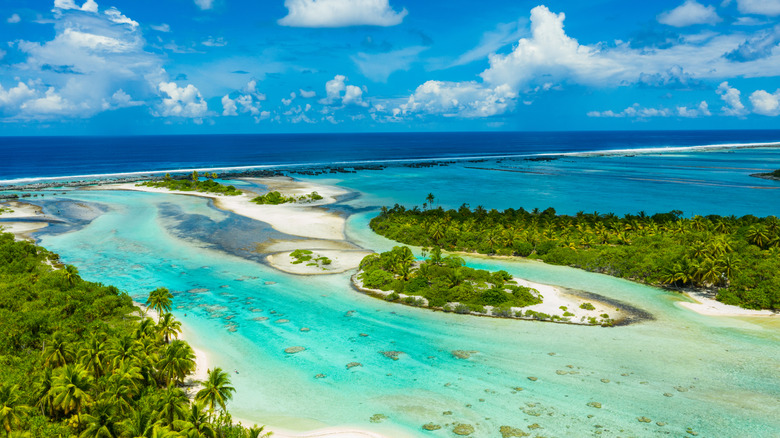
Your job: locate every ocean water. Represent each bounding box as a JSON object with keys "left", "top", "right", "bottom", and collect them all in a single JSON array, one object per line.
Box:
[
  {"left": 2, "top": 130, "right": 780, "bottom": 182},
  {"left": 4, "top": 132, "right": 780, "bottom": 437}
]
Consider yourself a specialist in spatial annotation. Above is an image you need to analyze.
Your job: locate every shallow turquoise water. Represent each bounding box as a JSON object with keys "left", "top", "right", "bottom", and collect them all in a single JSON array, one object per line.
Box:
[{"left": 33, "top": 149, "right": 780, "bottom": 437}]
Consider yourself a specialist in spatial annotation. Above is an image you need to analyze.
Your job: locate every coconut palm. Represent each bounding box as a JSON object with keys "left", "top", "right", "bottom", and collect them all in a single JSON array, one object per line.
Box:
[
  {"left": 62, "top": 264, "right": 81, "bottom": 287},
  {"left": 157, "top": 340, "right": 195, "bottom": 386},
  {"left": 156, "top": 384, "right": 189, "bottom": 427},
  {"left": 146, "top": 287, "right": 173, "bottom": 321},
  {"left": 195, "top": 368, "right": 236, "bottom": 419},
  {"left": 118, "top": 406, "right": 158, "bottom": 438},
  {"left": 157, "top": 313, "right": 182, "bottom": 344},
  {"left": 173, "top": 403, "right": 216, "bottom": 438},
  {"left": 33, "top": 367, "right": 56, "bottom": 417},
  {"left": 746, "top": 225, "right": 770, "bottom": 249},
  {"left": 79, "top": 401, "right": 121, "bottom": 438},
  {"left": 50, "top": 364, "right": 93, "bottom": 428},
  {"left": 78, "top": 336, "right": 108, "bottom": 379},
  {"left": 0, "top": 384, "right": 28, "bottom": 435},
  {"left": 134, "top": 318, "right": 157, "bottom": 340},
  {"left": 42, "top": 331, "right": 75, "bottom": 368}
]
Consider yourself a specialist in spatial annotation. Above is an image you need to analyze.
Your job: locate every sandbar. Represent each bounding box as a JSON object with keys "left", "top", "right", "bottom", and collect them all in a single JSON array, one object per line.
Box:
[{"left": 268, "top": 249, "right": 373, "bottom": 275}]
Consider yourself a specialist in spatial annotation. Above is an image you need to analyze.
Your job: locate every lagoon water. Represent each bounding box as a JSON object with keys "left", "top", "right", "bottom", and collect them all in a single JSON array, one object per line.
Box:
[{"left": 8, "top": 133, "right": 780, "bottom": 437}]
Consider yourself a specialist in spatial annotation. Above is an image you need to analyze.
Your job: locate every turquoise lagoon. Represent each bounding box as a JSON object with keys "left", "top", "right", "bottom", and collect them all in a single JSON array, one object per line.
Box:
[{"left": 30, "top": 148, "right": 780, "bottom": 437}]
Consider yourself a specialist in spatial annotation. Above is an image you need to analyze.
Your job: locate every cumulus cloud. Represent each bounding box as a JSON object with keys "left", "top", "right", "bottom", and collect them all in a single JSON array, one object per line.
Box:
[
  {"left": 352, "top": 46, "right": 427, "bottom": 82},
  {"left": 658, "top": 0, "right": 721, "bottom": 27},
  {"left": 54, "top": 0, "right": 98, "bottom": 13},
  {"left": 637, "top": 66, "right": 702, "bottom": 89},
  {"left": 677, "top": 101, "right": 711, "bottom": 117},
  {"left": 393, "top": 81, "right": 516, "bottom": 118},
  {"left": 278, "top": 0, "right": 407, "bottom": 27},
  {"left": 749, "top": 89, "right": 780, "bottom": 116},
  {"left": 319, "top": 75, "right": 368, "bottom": 107},
  {"left": 194, "top": 0, "right": 214, "bottom": 10},
  {"left": 3, "top": 3, "right": 165, "bottom": 119},
  {"left": 299, "top": 89, "right": 316, "bottom": 98},
  {"left": 157, "top": 82, "right": 209, "bottom": 120},
  {"left": 221, "top": 79, "right": 267, "bottom": 121},
  {"left": 716, "top": 81, "right": 749, "bottom": 116},
  {"left": 587, "top": 104, "right": 674, "bottom": 118},
  {"left": 202, "top": 36, "right": 227, "bottom": 47},
  {"left": 736, "top": 0, "right": 780, "bottom": 16},
  {"left": 8, "top": 13, "right": 21, "bottom": 23},
  {"left": 480, "top": 6, "right": 624, "bottom": 90}
]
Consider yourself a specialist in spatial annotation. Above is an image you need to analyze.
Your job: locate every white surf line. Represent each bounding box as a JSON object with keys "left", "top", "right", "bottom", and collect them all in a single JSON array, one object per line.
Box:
[{"left": 2, "top": 141, "right": 779, "bottom": 186}]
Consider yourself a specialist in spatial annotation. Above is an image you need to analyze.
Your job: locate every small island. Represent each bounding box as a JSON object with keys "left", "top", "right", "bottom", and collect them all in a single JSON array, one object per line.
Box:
[
  {"left": 354, "top": 246, "right": 618, "bottom": 325},
  {"left": 251, "top": 190, "right": 323, "bottom": 205},
  {"left": 750, "top": 168, "right": 780, "bottom": 182},
  {"left": 137, "top": 171, "right": 243, "bottom": 195}
]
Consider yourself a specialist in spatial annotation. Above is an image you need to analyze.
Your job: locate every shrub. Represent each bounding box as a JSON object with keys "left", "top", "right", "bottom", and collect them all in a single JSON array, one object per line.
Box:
[{"left": 580, "top": 302, "right": 596, "bottom": 311}]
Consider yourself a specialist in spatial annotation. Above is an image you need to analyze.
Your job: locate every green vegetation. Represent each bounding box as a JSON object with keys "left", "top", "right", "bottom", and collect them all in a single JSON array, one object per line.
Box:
[
  {"left": 290, "top": 249, "right": 332, "bottom": 269},
  {"left": 358, "top": 246, "right": 541, "bottom": 312},
  {"left": 772, "top": 169, "right": 780, "bottom": 178},
  {"left": 251, "top": 191, "right": 323, "bottom": 205},
  {"left": 138, "top": 171, "right": 242, "bottom": 196},
  {"left": 0, "top": 232, "right": 270, "bottom": 437},
  {"left": 370, "top": 204, "right": 780, "bottom": 310},
  {"left": 0, "top": 206, "right": 12, "bottom": 214}
]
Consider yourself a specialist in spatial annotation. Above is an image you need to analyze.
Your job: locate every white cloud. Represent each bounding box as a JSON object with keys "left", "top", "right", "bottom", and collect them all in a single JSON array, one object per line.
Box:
[
  {"left": 104, "top": 7, "right": 138, "bottom": 28},
  {"left": 749, "top": 89, "right": 780, "bottom": 115},
  {"left": 221, "top": 95, "right": 237, "bottom": 116},
  {"left": 194, "top": 0, "right": 214, "bottom": 11},
  {"left": 278, "top": 0, "right": 407, "bottom": 27},
  {"left": 221, "top": 79, "right": 266, "bottom": 121},
  {"left": 716, "top": 81, "right": 748, "bottom": 116},
  {"left": 299, "top": 89, "right": 316, "bottom": 98},
  {"left": 319, "top": 75, "right": 369, "bottom": 107},
  {"left": 8, "top": 13, "right": 21, "bottom": 23},
  {"left": 587, "top": 104, "right": 674, "bottom": 118},
  {"left": 202, "top": 36, "right": 227, "bottom": 47},
  {"left": 737, "top": 0, "right": 780, "bottom": 16},
  {"left": 150, "top": 23, "right": 171, "bottom": 32},
  {"left": 480, "top": 6, "right": 624, "bottom": 91},
  {"left": 54, "top": 0, "right": 98, "bottom": 13},
  {"left": 157, "top": 82, "right": 209, "bottom": 119},
  {"left": 6, "top": 5, "right": 165, "bottom": 119},
  {"left": 658, "top": 0, "right": 721, "bottom": 27},
  {"left": 0, "top": 82, "right": 38, "bottom": 108},
  {"left": 393, "top": 81, "right": 516, "bottom": 118},
  {"left": 677, "top": 101, "right": 711, "bottom": 117},
  {"left": 352, "top": 46, "right": 427, "bottom": 82}
]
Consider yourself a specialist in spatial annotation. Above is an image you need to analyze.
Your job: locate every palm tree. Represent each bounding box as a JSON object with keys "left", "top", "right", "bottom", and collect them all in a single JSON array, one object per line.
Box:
[
  {"left": 173, "top": 403, "right": 216, "bottom": 438},
  {"left": 157, "top": 313, "right": 182, "bottom": 344},
  {"left": 155, "top": 384, "right": 189, "bottom": 427},
  {"left": 134, "top": 318, "right": 157, "bottom": 341},
  {"left": 78, "top": 336, "right": 108, "bottom": 379},
  {"left": 118, "top": 406, "right": 158, "bottom": 438},
  {"left": 425, "top": 193, "right": 435, "bottom": 207},
  {"left": 0, "top": 384, "right": 27, "bottom": 435},
  {"left": 50, "top": 364, "right": 93, "bottom": 428},
  {"left": 42, "top": 331, "right": 75, "bottom": 368},
  {"left": 244, "top": 425, "right": 272, "bottom": 438},
  {"left": 105, "top": 361, "right": 144, "bottom": 416},
  {"left": 146, "top": 287, "right": 173, "bottom": 321},
  {"left": 157, "top": 340, "right": 196, "bottom": 386},
  {"left": 33, "top": 367, "right": 56, "bottom": 417},
  {"left": 79, "top": 401, "right": 121, "bottom": 438},
  {"left": 107, "top": 336, "right": 141, "bottom": 369},
  {"left": 195, "top": 368, "right": 236, "bottom": 419},
  {"left": 746, "top": 225, "right": 770, "bottom": 249},
  {"left": 62, "top": 264, "right": 81, "bottom": 287}
]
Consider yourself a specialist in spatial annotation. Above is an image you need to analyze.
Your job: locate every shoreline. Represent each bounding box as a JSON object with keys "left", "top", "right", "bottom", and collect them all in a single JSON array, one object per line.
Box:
[
  {"left": 0, "top": 201, "right": 55, "bottom": 241},
  {"left": 351, "top": 270, "right": 627, "bottom": 326},
  {"left": 446, "top": 251, "right": 776, "bottom": 319}
]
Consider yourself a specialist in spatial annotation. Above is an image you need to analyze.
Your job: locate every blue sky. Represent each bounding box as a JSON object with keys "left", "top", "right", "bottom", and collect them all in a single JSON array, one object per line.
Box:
[{"left": 1, "top": 0, "right": 779, "bottom": 134}]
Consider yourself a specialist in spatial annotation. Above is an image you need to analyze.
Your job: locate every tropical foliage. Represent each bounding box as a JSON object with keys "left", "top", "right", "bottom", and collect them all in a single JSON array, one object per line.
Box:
[
  {"left": 358, "top": 246, "right": 541, "bottom": 312},
  {"left": 138, "top": 171, "right": 242, "bottom": 196},
  {"left": 0, "top": 232, "right": 270, "bottom": 437},
  {"left": 370, "top": 204, "right": 780, "bottom": 310},
  {"left": 250, "top": 191, "right": 323, "bottom": 205}
]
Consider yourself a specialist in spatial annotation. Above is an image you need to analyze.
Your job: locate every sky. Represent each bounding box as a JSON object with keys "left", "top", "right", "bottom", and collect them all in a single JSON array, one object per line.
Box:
[{"left": 0, "top": 0, "right": 779, "bottom": 135}]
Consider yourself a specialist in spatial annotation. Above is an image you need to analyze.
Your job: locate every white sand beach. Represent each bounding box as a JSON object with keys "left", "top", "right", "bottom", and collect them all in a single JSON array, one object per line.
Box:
[
  {"left": 678, "top": 290, "right": 777, "bottom": 317},
  {"left": 0, "top": 201, "right": 50, "bottom": 240},
  {"left": 267, "top": 249, "right": 373, "bottom": 275}
]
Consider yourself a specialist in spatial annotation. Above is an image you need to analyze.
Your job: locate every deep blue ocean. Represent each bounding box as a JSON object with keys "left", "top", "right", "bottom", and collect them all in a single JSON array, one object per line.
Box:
[{"left": 3, "top": 130, "right": 780, "bottom": 182}]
